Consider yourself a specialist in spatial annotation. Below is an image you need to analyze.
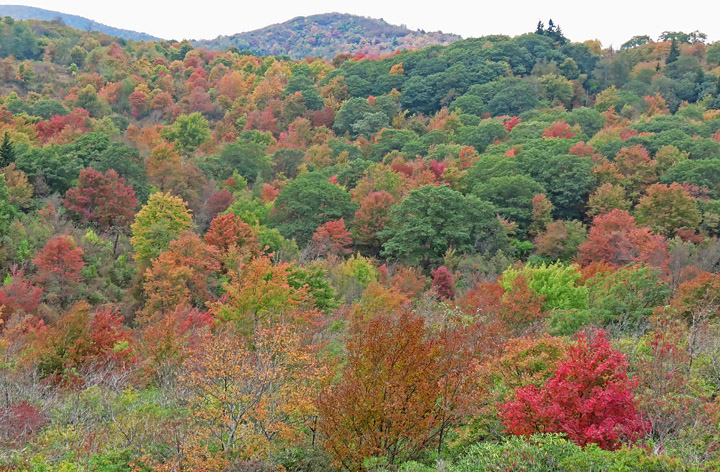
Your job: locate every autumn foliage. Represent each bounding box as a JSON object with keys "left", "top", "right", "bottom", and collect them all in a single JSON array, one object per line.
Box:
[
  {"left": 577, "top": 210, "right": 668, "bottom": 268},
  {"left": 2, "top": 16, "right": 720, "bottom": 471},
  {"left": 500, "top": 331, "right": 645, "bottom": 450},
  {"left": 63, "top": 168, "right": 137, "bottom": 231},
  {"left": 319, "top": 313, "right": 445, "bottom": 469}
]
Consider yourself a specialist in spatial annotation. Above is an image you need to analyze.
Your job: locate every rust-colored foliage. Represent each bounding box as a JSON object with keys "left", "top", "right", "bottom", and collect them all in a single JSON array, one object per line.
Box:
[
  {"left": 145, "top": 144, "right": 207, "bottom": 210},
  {"left": 613, "top": 145, "right": 658, "bottom": 196},
  {"left": 30, "top": 301, "right": 133, "bottom": 385},
  {"left": 0, "top": 268, "right": 42, "bottom": 322},
  {"left": 204, "top": 212, "right": 260, "bottom": 260},
  {"left": 32, "top": 236, "right": 85, "bottom": 307},
  {"left": 350, "top": 282, "right": 411, "bottom": 322},
  {"left": 577, "top": 209, "right": 668, "bottom": 268},
  {"left": 353, "top": 190, "right": 395, "bottom": 250},
  {"left": 33, "top": 236, "right": 85, "bottom": 285},
  {"left": 568, "top": 141, "right": 596, "bottom": 157},
  {"left": 312, "top": 218, "right": 353, "bottom": 256},
  {"left": 142, "top": 231, "right": 221, "bottom": 322},
  {"left": 63, "top": 168, "right": 137, "bottom": 231},
  {"left": 669, "top": 271, "right": 720, "bottom": 323},
  {"left": 528, "top": 193, "right": 552, "bottom": 237},
  {"left": 458, "top": 276, "right": 545, "bottom": 335},
  {"left": 318, "top": 313, "right": 443, "bottom": 469},
  {"left": 137, "top": 305, "right": 214, "bottom": 383}
]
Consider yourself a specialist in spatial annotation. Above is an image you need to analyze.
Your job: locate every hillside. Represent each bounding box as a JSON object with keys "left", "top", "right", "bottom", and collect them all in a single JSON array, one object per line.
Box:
[
  {"left": 0, "top": 4, "right": 161, "bottom": 41},
  {"left": 2, "top": 14, "right": 720, "bottom": 472},
  {"left": 193, "top": 12, "right": 461, "bottom": 59}
]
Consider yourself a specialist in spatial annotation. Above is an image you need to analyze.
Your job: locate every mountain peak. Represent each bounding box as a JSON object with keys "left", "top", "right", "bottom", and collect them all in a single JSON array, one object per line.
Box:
[{"left": 193, "top": 12, "right": 461, "bottom": 59}]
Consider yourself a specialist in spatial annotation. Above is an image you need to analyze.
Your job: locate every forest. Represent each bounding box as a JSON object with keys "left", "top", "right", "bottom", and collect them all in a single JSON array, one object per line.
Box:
[{"left": 1, "top": 14, "right": 720, "bottom": 471}]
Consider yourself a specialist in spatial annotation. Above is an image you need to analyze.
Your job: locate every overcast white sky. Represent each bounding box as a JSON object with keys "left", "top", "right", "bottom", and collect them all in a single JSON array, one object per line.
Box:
[{"left": 4, "top": 0, "right": 718, "bottom": 47}]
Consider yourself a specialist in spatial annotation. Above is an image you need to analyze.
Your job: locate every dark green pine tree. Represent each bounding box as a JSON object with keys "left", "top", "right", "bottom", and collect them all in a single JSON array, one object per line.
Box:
[
  {"left": 711, "top": 76, "right": 720, "bottom": 110},
  {"left": 0, "top": 132, "right": 16, "bottom": 168},
  {"left": 667, "top": 39, "right": 680, "bottom": 64}
]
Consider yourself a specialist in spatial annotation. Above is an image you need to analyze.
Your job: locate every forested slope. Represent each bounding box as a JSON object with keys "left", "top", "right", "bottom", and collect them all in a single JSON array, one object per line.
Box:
[
  {"left": 193, "top": 12, "right": 460, "bottom": 59},
  {"left": 1, "top": 16, "right": 720, "bottom": 471}
]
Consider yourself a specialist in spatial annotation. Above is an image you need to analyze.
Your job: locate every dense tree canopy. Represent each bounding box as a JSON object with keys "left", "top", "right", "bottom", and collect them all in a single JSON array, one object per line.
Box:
[{"left": 0, "top": 16, "right": 720, "bottom": 472}]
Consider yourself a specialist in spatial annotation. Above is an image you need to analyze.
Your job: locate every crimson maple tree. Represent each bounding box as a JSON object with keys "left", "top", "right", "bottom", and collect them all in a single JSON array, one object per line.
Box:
[{"left": 499, "top": 331, "right": 646, "bottom": 450}]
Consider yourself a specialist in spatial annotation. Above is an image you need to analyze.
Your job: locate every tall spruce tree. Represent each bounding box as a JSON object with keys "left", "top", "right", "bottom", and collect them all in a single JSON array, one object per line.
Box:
[{"left": 0, "top": 132, "right": 16, "bottom": 167}]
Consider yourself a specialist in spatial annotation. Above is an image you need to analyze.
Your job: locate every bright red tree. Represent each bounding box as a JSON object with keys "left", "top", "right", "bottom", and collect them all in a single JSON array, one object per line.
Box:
[
  {"left": 542, "top": 121, "right": 575, "bottom": 138},
  {"left": 499, "top": 331, "right": 646, "bottom": 450}
]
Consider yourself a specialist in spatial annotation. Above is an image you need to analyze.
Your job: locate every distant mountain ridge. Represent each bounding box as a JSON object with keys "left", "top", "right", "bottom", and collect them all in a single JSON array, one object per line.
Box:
[
  {"left": 0, "top": 4, "right": 162, "bottom": 41},
  {"left": 193, "top": 13, "right": 462, "bottom": 59}
]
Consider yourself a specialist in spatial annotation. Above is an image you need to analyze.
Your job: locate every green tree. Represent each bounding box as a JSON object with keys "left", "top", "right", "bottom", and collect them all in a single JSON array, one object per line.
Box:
[
  {"left": 162, "top": 112, "right": 211, "bottom": 155},
  {"left": 501, "top": 262, "right": 588, "bottom": 311},
  {"left": 271, "top": 173, "right": 358, "bottom": 246},
  {"left": 130, "top": 192, "right": 193, "bottom": 266},
  {"left": 586, "top": 264, "right": 670, "bottom": 331},
  {"left": 706, "top": 42, "right": 720, "bottom": 66},
  {"left": 15, "top": 145, "right": 84, "bottom": 195},
  {"left": 0, "top": 132, "right": 16, "bottom": 167},
  {"left": 661, "top": 159, "right": 720, "bottom": 197},
  {"left": 381, "top": 185, "right": 505, "bottom": 267},
  {"left": 0, "top": 174, "right": 12, "bottom": 235},
  {"left": 456, "top": 120, "right": 508, "bottom": 153},
  {"left": 333, "top": 97, "right": 372, "bottom": 136},
  {"left": 218, "top": 140, "right": 271, "bottom": 183},
  {"left": 666, "top": 39, "right": 680, "bottom": 65},
  {"left": 91, "top": 142, "right": 150, "bottom": 203},
  {"left": 472, "top": 175, "right": 545, "bottom": 234}
]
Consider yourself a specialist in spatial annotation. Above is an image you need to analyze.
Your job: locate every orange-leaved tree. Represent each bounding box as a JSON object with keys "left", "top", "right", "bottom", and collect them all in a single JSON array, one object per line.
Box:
[
  {"left": 211, "top": 256, "right": 320, "bottom": 334},
  {"left": 141, "top": 231, "right": 221, "bottom": 323},
  {"left": 179, "top": 324, "right": 326, "bottom": 469}
]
